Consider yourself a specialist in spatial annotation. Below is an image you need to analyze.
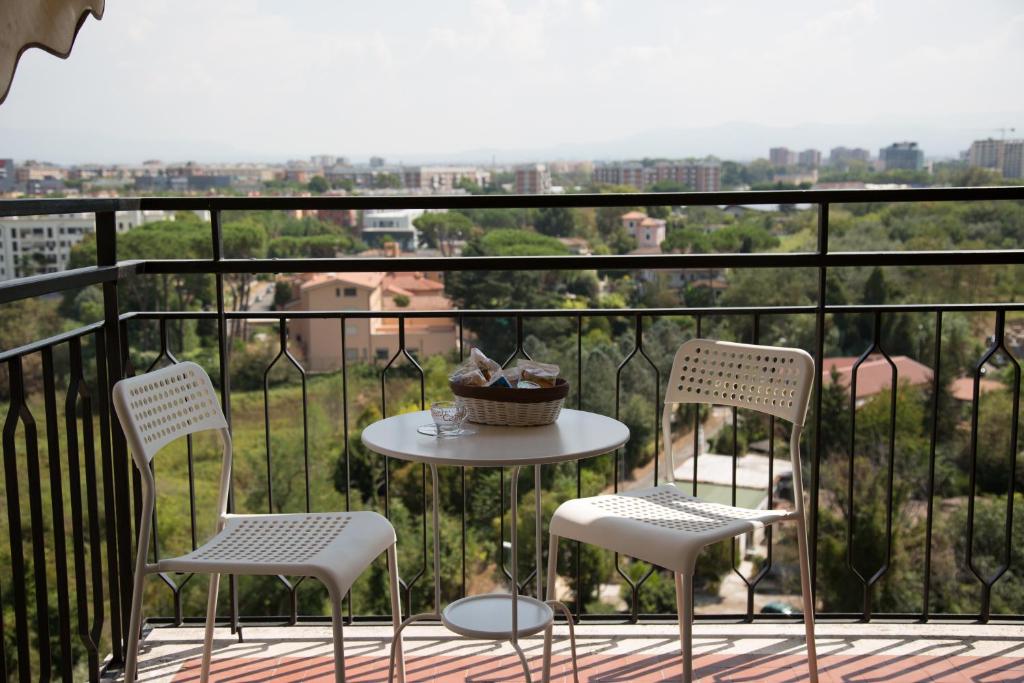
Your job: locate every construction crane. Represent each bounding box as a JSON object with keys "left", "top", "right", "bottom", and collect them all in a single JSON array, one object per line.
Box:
[{"left": 993, "top": 127, "right": 1016, "bottom": 140}]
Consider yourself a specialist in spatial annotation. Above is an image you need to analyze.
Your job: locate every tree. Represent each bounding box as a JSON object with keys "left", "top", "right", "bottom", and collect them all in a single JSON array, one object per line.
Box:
[
  {"left": 647, "top": 180, "right": 691, "bottom": 194},
  {"left": 373, "top": 173, "right": 403, "bottom": 189},
  {"left": 413, "top": 212, "right": 477, "bottom": 255},
  {"left": 533, "top": 207, "right": 575, "bottom": 237},
  {"left": 307, "top": 175, "right": 329, "bottom": 193},
  {"left": 445, "top": 230, "right": 569, "bottom": 352},
  {"left": 222, "top": 217, "right": 268, "bottom": 341}
]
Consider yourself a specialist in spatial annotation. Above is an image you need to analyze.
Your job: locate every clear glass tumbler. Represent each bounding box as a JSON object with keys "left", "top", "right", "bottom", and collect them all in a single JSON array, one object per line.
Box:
[{"left": 430, "top": 400, "right": 467, "bottom": 436}]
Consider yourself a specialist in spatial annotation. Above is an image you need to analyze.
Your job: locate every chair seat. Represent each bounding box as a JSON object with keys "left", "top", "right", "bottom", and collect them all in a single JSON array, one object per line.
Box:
[
  {"left": 159, "top": 511, "right": 394, "bottom": 593},
  {"left": 549, "top": 484, "right": 796, "bottom": 574}
]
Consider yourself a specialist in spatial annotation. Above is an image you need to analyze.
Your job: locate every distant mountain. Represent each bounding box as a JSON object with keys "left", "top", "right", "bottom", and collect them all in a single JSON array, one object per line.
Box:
[{"left": 4, "top": 117, "right": 1019, "bottom": 165}]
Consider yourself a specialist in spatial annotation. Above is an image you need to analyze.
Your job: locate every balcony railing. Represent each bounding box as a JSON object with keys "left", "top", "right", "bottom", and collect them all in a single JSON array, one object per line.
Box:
[{"left": 0, "top": 187, "right": 1021, "bottom": 681}]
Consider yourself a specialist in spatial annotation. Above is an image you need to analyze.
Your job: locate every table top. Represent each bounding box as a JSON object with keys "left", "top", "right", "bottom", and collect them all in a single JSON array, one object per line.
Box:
[{"left": 360, "top": 408, "right": 629, "bottom": 467}]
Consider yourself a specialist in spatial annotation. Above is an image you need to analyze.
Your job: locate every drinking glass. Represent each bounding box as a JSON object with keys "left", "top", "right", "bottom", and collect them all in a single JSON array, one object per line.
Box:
[{"left": 430, "top": 400, "right": 467, "bottom": 436}]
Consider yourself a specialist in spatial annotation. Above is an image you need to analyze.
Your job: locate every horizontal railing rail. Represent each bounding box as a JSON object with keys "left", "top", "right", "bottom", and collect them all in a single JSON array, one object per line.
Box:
[{"left": 0, "top": 187, "right": 1021, "bottom": 682}]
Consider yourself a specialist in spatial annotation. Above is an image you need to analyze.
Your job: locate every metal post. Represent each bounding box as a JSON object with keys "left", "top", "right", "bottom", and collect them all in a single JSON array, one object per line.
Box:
[{"left": 97, "top": 209, "right": 132, "bottom": 657}]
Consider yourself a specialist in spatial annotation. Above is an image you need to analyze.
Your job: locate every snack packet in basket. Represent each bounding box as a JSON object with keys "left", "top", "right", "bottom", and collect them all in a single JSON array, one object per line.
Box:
[
  {"left": 486, "top": 373, "right": 512, "bottom": 388},
  {"left": 450, "top": 347, "right": 503, "bottom": 385},
  {"left": 449, "top": 367, "right": 487, "bottom": 386},
  {"left": 516, "top": 360, "right": 560, "bottom": 388},
  {"left": 470, "top": 348, "right": 501, "bottom": 380}
]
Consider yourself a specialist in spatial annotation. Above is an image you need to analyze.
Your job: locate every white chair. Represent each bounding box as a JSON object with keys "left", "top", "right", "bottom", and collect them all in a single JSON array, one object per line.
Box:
[
  {"left": 112, "top": 361, "right": 405, "bottom": 683},
  {"left": 543, "top": 339, "right": 818, "bottom": 683}
]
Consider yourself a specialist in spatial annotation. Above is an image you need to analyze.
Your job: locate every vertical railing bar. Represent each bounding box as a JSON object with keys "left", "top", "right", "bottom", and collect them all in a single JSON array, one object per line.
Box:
[
  {"left": 693, "top": 315, "right": 702, "bottom": 497},
  {"left": 43, "top": 346, "right": 73, "bottom": 680},
  {"left": 298, "top": 322, "right": 311, "bottom": 515},
  {"left": 25, "top": 349, "right": 54, "bottom": 680},
  {"left": 846, "top": 321, "right": 867, "bottom": 617},
  {"left": 93, "top": 331, "right": 122, "bottom": 664},
  {"left": 966, "top": 310, "right": 1020, "bottom": 621},
  {"left": 379, "top": 318, "right": 427, "bottom": 610},
  {"left": 340, "top": 318, "right": 353, "bottom": 622},
  {"left": 999, "top": 326, "right": 1021, "bottom": 609},
  {"left": 922, "top": 311, "right": 942, "bottom": 620},
  {"left": 575, "top": 313, "right": 583, "bottom": 619},
  {"left": 881, "top": 311, "right": 898, "bottom": 620},
  {"left": 3, "top": 357, "right": 33, "bottom": 681},
  {"left": 262, "top": 320, "right": 282, "bottom": 513},
  {"left": 611, "top": 314, "right": 657, "bottom": 621},
  {"left": 71, "top": 336, "right": 104, "bottom": 680},
  {"left": 210, "top": 208, "right": 240, "bottom": 636},
  {"left": 809, "top": 201, "right": 829, "bottom": 604},
  {"left": 123, "top": 320, "right": 144, "bottom": 559},
  {"left": 458, "top": 315, "right": 467, "bottom": 599},
  {"left": 97, "top": 209, "right": 133, "bottom": 655}
]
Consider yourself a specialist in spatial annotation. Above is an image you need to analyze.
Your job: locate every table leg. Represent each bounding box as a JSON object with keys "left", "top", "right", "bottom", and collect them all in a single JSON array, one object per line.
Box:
[
  {"left": 430, "top": 464, "right": 441, "bottom": 613},
  {"left": 388, "top": 464, "right": 443, "bottom": 683},
  {"left": 535, "top": 465, "right": 543, "bottom": 600},
  {"left": 509, "top": 465, "right": 534, "bottom": 682}
]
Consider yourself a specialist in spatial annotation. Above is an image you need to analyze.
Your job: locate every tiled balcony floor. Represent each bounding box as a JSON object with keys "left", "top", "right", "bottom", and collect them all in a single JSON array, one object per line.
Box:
[{"left": 120, "top": 622, "right": 1024, "bottom": 682}]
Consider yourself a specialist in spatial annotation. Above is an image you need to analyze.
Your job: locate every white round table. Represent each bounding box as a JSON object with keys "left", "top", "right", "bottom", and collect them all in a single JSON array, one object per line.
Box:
[{"left": 362, "top": 408, "right": 629, "bottom": 682}]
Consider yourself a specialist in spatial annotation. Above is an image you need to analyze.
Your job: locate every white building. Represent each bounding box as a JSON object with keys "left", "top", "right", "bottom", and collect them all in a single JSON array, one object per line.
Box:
[
  {"left": 0, "top": 210, "right": 180, "bottom": 281},
  {"left": 360, "top": 209, "right": 427, "bottom": 252}
]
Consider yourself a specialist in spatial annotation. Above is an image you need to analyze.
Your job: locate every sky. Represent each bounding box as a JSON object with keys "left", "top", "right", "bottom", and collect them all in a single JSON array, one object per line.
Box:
[{"left": 1, "top": 0, "right": 1023, "bottom": 164}]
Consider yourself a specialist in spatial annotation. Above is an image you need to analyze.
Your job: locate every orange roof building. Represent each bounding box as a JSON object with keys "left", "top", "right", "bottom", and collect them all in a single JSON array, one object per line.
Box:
[
  {"left": 822, "top": 355, "right": 933, "bottom": 406},
  {"left": 287, "top": 271, "right": 458, "bottom": 371}
]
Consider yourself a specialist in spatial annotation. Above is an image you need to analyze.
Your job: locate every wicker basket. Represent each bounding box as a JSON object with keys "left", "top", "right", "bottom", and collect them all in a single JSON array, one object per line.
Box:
[{"left": 450, "top": 379, "right": 570, "bottom": 426}]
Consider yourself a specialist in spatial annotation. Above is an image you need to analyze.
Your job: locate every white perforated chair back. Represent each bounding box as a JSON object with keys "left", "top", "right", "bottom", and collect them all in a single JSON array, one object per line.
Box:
[
  {"left": 112, "top": 362, "right": 227, "bottom": 468},
  {"left": 666, "top": 339, "right": 814, "bottom": 426}
]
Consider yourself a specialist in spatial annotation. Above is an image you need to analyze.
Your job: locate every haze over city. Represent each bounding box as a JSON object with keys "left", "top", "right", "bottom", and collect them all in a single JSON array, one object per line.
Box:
[{"left": 2, "top": 0, "right": 1022, "bottom": 163}]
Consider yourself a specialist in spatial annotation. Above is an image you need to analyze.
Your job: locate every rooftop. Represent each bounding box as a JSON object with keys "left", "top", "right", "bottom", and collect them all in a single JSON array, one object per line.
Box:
[{"left": 822, "top": 355, "right": 933, "bottom": 401}]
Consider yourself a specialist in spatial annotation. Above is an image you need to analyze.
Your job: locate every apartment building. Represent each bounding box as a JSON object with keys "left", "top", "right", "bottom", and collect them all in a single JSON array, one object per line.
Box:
[
  {"left": 967, "top": 138, "right": 1024, "bottom": 178},
  {"left": 879, "top": 142, "right": 924, "bottom": 171},
  {"left": 0, "top": 210, "right": 177, "bottom": 280},
  {"left": 769, "top": 147, "right": 797, "bottom": 167},
  {"left": 515, "top": 164, "right": 552, "bottom": 194},
  {"left": 0, "top": 159, "right": 15, "bottom": 193},
  {"left": 402, "top": 166, "right": 490, "bottom": 192},
  {"left": 797, "top": 149, "right": 821, "bottom": 168},
  {"left": 1004, "top": 140, "right": 1024, "bottom": 179},
  {"left": 287, "top": 271, "right": 458, "bottom": 371},
  {"left": 593, "top": 161, "right": 721, "bottom": 191},
  {"left": 829, "top": 147, "right": 871, "bottom": 166}
]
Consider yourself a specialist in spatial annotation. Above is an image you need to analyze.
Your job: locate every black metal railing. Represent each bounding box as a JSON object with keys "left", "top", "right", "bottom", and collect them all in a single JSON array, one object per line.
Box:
[{"left": 0, "top": 187, "right": 1021, "bottom": 682}]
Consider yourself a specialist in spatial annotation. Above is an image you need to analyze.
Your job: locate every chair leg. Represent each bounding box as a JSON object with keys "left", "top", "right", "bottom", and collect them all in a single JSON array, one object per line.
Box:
[
  {"left": 200, "top": 573, "right": 221, "bottom": 683},
  {"left": 674, "top": 572, "right": 694, "bottom": 683},
  {"left": 387, "top": 544, "right": 406, "bottom": 683},
  {"left": 330, "top": 588, "right": 346, "bottom": 683},
  {"left": 796, "top": 517, "right": 819, "bottom": 683},
  {"left": 124, "top": 551, "right": 149, "bottom": 681},
  {"left": 542, "top": 533, "right": 558, "bottom": 683}
]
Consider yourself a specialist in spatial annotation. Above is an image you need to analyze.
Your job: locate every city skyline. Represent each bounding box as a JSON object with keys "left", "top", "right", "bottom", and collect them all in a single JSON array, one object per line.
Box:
[{"left": 1, "top": 0, "right": 1022, "bottom": 163}]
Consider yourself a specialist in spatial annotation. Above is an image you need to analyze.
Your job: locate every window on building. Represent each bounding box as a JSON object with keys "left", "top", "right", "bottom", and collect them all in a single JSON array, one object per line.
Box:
[
  {"left": 375, "top": 348, "right": 389, "bottom": 360},
  {"left": 345, "top": 349, "right": 359, "bottom": 361},
  {"left": 336, "top": 287, "right": 341, "bottom": 297},
  {"left": 344, "top": 287, "right": 357, "bottom": 297},
  {"left": 345, "top": 324, "right": 359, "bottom": 335}
]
